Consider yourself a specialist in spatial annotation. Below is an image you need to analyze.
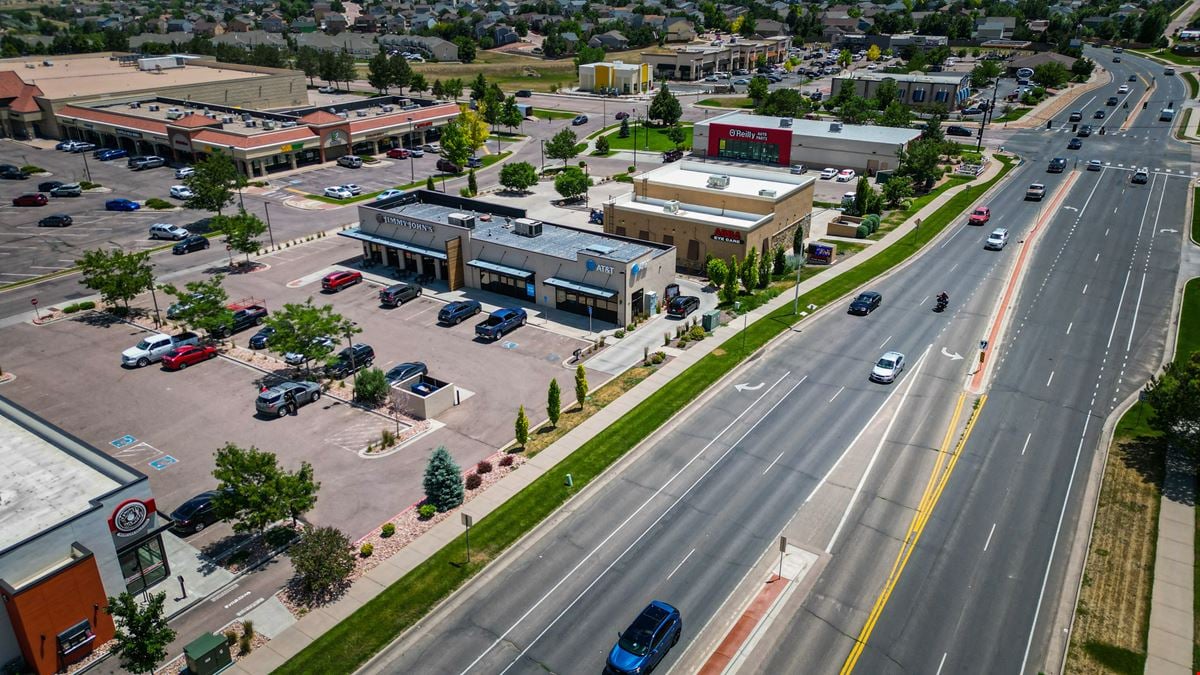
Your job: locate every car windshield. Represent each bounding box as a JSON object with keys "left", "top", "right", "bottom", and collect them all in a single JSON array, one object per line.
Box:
[
  {"left": 617, "top": 617, "right": 658, "bottom": 657},
  {"left": 877, "top": 358, "right": 896, "bottom": 369}
]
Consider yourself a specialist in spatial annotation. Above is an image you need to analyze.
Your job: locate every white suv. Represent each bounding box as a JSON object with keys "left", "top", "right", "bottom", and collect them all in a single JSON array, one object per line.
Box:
[
  {"left": 149, "top": 223, "right": 190, "bottom": 240},
  {"left": 169, "top": 185, "right": 193, "bottom": 199},
  {"left": 985, "top": 228, "right": 1008, "bottom": 250}
]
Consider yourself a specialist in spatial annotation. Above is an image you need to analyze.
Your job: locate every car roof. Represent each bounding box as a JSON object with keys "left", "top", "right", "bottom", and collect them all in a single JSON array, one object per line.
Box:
[
  {"left": 990, "top": 228, "right": 1006, "bottom": 235},
  {"left": 881, "top": 350, "right": 904, "bottom": 360}
]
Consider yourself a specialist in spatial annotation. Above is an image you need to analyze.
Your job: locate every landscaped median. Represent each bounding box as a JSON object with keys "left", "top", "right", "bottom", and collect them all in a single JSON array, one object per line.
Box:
[{"left": 272, "top": 156, "right": 1015, "bottom": 675}]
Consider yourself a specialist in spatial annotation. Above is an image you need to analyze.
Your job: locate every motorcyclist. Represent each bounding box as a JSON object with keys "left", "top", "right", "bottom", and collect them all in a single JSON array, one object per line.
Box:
[{"left": 937, "top": 291, "right": 949, "bottom": 306}]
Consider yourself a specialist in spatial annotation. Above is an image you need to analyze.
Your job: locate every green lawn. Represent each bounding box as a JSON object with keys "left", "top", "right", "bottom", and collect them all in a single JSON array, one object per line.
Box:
[
  {"left": 1178, "top": 277, "right": 1200, "bottom": 364},
  {"left": 1194, "top": 188, "right": 1200, "bottom": 245},
  {"left": 696, "top": 97, "right": 756, "bottom": 109},
  {"left": 273, "top": 154, "right": 1014, "bottom": 675},
  {"left": 533, "top": 108, "right": 583, "bottom": 121},
  {"left": 306, "top": 179, "right": 429, "bottom": 205},
  {"left": 479, "top": 151, "right": 511, "bottom": 168},
  {"left": 1177, "top": 109, "right": 1193, "bottom": 140},
  {"left": 994, "top": 107, "right": 1033, "bottom": 123},
  {"left": 1183, "top": 72, "right": 1200, "bottom": 100},
  {"left": 1130, "top": 48, "right": 1200, "bottom": 67},
  {"left": 603, "top": 123, "right": 693, "bottom": 152}
]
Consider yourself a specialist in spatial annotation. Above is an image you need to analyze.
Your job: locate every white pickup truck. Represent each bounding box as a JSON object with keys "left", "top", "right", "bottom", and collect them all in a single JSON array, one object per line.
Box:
[{"left": 122, "top": 332, "right": 199, "bottom": 368}]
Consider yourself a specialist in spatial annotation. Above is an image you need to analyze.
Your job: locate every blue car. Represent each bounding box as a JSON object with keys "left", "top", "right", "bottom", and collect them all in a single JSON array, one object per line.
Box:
[
  {"left": 105, "top": 198, "right": 141, "bottom": 211},
  {"left": 94, "top": 148, "right": 129, "bottom": 161},
  {"left": 606, "top": 601, "right": 682, "bottom": 674}
]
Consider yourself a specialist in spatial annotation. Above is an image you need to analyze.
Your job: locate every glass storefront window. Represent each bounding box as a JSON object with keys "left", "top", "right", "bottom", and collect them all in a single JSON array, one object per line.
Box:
[
  {"left": 716, "top": 138, "right": 781, "bottom": 165},
  {"left": 479, "top": 270, "right": 534, "bottom": 300},
  {"left": 554, "top": 288, "right": 617, "bottom": 324},
  {"left": 119, "top": 536, "right": 169, "bottom": 595}
]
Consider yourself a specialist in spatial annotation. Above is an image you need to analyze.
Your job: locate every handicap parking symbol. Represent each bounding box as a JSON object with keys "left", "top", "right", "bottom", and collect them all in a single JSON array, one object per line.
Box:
[
  {"left": 110, "top": 435, "right": 136, "bottom": 448},
  {"left": 502, "top": 341, "right": 519, "bottom": 350},
  {"left": 148, "top": 456, "right": 177, "bottom": 471}
]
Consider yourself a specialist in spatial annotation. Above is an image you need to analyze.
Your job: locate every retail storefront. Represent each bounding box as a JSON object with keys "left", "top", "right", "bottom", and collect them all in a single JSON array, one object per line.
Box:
[{"left": 343, "top": 191, "right": 676, "bottom": 326}]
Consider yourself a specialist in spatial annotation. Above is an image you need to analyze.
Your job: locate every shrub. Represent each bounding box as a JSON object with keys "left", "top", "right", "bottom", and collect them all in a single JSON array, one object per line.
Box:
[
  {"left": 242, "top": 620, "right": 255, "bottom": 641},
  {"left": 613, "top": 173, "right": 633, "bottom": 183},
  {"left": 465, "top": 473, "right": 483, "bottom": 490},
  {"left": 418, "top": 504, "right": 436, "bottom": 520},
  {"left": 360, "top": 542, "right": 374, "bottom": 557},
  {"left": 626, "top": 322, "right": 636, "bottom": 331},
  {"left": 499, "top": 454, "right": 514, "bottom": 467},
  {"left": 476, "top": 460, "right": 493, "bottom": 474},
  {"left": 80, "top": 181, "right": 100, "bottom": 190},
  {"left": 380, "top": 522, "right": 396, "bottom": 538},
  {"left": 380, "top": 428, "right": 396, "bottom": 448},
  {"left": 678, "top": 335, "right": 689, "bottom": 346},
  {"left": 459, "top": 187, "right": 473, "bottom": 197},
  {"left": 19, "top": 165, "right": 42, "bottom": 174},
  {"left": 249, "top": 180, "right": 269, "bottom": 187},
  {"left": 63, "top": 303, "right": 80, "bottom": 314},
  {"left": 144, "top": 198, "right": 174, "bottom": 210},
  {"left": 651, "top": 351, "right": 666, "bottom": 364},
  {"left": 856, "top": 224, "right": 870, "bottom": 238},
  {"left": 627, "top": 165, "right": 635, "bottom": 173},
  {"left": 688, "top": 325, "right": 706, "bottom": 340},
  {"left": 353, "top": 368, "right": 390, "bottom": 406},
  {"left": 289, "top": 525, "right": 355, "bottom": 603},
  {"left": 614, "top": 329, "right": 626, "bottom": 338}
]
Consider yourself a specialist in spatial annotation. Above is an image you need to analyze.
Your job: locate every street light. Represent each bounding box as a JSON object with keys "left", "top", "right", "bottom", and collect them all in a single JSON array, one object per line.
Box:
[
  {"left": 407, "top": 117, "right": 415, "bottom": 184},
  {"left": 80, "top": 150, "right": 92, "bottom": 183},
  {"left": 344, "top": 321, "right": 359, "bottom": 385},
  {"left": 540, "top": 139, "right": 546, "bottom": 174},
  {"left": 263, "top": 201, "right": 276, "bottom": 249},
  {"left": 229, "top": 145, "right": 245, "bottom": 211}
]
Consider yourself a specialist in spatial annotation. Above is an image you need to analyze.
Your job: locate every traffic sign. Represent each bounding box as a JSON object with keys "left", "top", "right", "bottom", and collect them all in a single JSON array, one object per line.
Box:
[{"left": 30, "top": 298, "right": 37, "bottom": 306}]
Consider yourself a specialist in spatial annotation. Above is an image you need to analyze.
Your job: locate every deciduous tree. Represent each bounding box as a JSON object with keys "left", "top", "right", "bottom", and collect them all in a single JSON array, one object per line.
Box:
[
  {"left": 183, "top": 152, "right": 243, "bottom": 216},
  {"left": 648, "top": 84, "right": 682, "bottom": 126},
  {"left": 289, "top": 525, "right": 354, "bottom": 604},
  {"left": 211, "top": 443, "right": 319, "bottom": 533},
  {"left": 160, "top": 275, "right": 231, "bottom": 338},
  {"left": 262, "top": 299, "right": 358, "bottom": 373},
  {"left": 1144, "top": 353, "right": 1200, "bottom": 453},
  {"left": 214, "top": 210, "right": 268, "bottom": 264},
  {"left": 367, "top": 50, "right": 391, "bottom": 93},
  {"left": 553, "top": 165, "right": 591, "bottom": 200},
  {"left": 75, "top": 249, "right": 155, "bottom": 313},
  {"left": 574, "top": 364, "right": 588, "bottom": 410},
  {"left": 106, "top": 591, "right": 175, "bottom": 675},
  {"left": 499, "top": 161, "right": 538, "bottom": 192},
  {"left": 545, "top": 128, "right": 580, "bottom": 165}
]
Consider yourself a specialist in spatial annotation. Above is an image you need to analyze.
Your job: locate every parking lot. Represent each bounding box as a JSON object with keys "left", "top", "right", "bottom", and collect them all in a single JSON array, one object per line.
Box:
[
  {"left": 0, "top": 140, "right": 207, "bottom": 284},
  {"left": 0, "top": 231, "right": 599, "bottom": 539}
]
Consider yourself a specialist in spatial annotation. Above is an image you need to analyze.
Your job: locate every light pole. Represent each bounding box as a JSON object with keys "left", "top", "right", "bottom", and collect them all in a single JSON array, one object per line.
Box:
[
  {"left": 540, "top": 139, "right": 545, "bottom": 174},
  {"left": 344, "top": 321, "right": 359, "bottom": 385},
  {"left": 80, "top": 151, "right": 92, "bottom": 183},
  {"left": 407, "top": 117, "right": 415, "bottom": 184},
  {"left": 263, "top": 201, "right": 276, "bottom": 249},
  {"left": 229, "top": 145, "right": 245, "bottom": 211},
  {"left": 632, "top": 116, "right": 638, "bottom": 170}
]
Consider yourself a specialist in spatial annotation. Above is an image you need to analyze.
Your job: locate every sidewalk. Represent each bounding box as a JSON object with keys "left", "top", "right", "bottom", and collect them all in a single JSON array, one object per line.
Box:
[{"left": 231, "top": 156, "right": 1011, "bottom": 674}]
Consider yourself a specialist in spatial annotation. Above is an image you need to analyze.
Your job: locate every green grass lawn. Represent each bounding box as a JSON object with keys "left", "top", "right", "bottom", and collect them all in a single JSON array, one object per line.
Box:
[
  {"left": 533, "top": 108, "right": 583, "bottom": 121},
  {"left": 273, "top": 154, "right": 1014, "bottom": 675},
  {"left": 1193, "top": 188, "right": 1200, "bottom": 245},
  {"left": 1183, "top": 72, "right": 1199, "bottom": 100},
  {"left": 603, "top": 124, "right": 693, "bottom": 152},
  {"left": 479, "top": 151, "right": 511, "bottom": 168},
  {"left": 1177, "top": 109, "right": 1193, "bottom": 140},
  {"left": 1178, "top": 277, "right": 1200, "bottom": 364},
  {"left": 306, "top": 179, "right": 429, "bottom": 205},
  {"left": 696, "top": 96, "right": 756, "bottom": 109},
  {"left": 994, "top": 107, "right": 1033, "bottom": 123},
  {"left": 1130, "top": 48, "right": 1200, "bottom": 67}
]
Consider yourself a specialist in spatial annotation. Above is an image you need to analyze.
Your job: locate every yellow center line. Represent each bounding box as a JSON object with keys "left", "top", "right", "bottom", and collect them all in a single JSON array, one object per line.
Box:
[{"left": 840, "top": 393, "right": 986, "bottom": 674}]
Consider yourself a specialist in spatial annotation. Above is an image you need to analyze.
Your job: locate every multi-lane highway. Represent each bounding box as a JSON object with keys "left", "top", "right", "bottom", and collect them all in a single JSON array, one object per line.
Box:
[{"left": 356, "top": 48, "right": 1189, "bottom": 675}]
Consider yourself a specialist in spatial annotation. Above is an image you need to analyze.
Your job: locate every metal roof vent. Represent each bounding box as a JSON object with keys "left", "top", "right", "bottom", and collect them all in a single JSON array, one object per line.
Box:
[
  {"left": 663, "top": 200, "right": 680, "bottom": 213},
  {"left": 830, "top": 121, "right": 843, "bottom": 132},
  {"left": 706, "top": 174, "right": 730, "bottom": 189},
  {"left": 779, "top": 117, "right": 792, "bottom": 127}
]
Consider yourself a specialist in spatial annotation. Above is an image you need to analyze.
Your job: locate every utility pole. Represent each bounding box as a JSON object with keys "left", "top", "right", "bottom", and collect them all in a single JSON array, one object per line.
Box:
[{"left": 976, "top": 79, "right": 1000, "bottom": 152}]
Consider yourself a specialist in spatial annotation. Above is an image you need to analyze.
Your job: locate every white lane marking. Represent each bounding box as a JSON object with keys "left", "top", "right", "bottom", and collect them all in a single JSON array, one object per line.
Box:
[
  {"left": 935, "top": 652, "right": 948, "bottom": 675},
  {"left": 940, "top": 224, "right": 969, "bottom": 249},
  {"left": 920, "top": 295, "right": 930, "bottom": 306},
  {"left": 983, "top": 523, "right": 997, "bottom": 552},
  {"left": 222, "top": 591, "right": 251, "bottom": 609},
  {"left": 1046, "top": 371, "right": 1055, "bottom": 387},
  {"left": 470, "top": 371, "right": 799, "bottom": 675},
  {"left": 1021, "top": 432, "right": 1032, "bottom": 456},
  {"left": 1126, "top": 182, "right": 1167, "bottom": 351},
  {"left": 1082, "top": 284, "right": 1088, "bottom": 295},
  {"left": 950, "top": 263, "right": 959, "bottom": 273},
  {"left": 666, "top": 548, "right": 696, "bottom": 581},
  {"left": 762, "top": 451, "right": 785, "bottom": 476},
  {"left": 1105, "top": 270, "right": 1132, "bottom": 350},
  {"left": 1066, "top": 322, "right": 1073, "bottom": 335},
  {"left": 236, "top": 597, "right": 265, "bottom": 617},
  {"left": 826, "top": 344, "right": 933, "bottom": 552},
  {"left": 1104, "top": 228, "right": 1109, "bottom": 237},
  {"left": 1094, "top": 253, "right": 1100, "bottom": 262},
  {"left": 829, "top": 386, "right": 845, "bottom": 403},
  {"left": 879, "top": 335, "right": 892, "bottom": 349}
]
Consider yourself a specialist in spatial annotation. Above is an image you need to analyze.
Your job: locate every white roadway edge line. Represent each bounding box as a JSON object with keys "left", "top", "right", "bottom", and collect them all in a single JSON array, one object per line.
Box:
[
  {"left": 940, "top": 224, "right": 969, "bottom": 249},
  {"left": 454, "top": 370, "right": 795, "bottom": 675},
  {"left": 1126, "top": 176, "right": 1168, "bottom": 352},
  {"left": 761, "top": 451, "right": 785, "bottom": 476},
  {"left": 825, "top": 343, "right": 934, "bottom": 553},
  {"left": 1018, "top": 167, "right": 1169, "bottom": 671},
  {"left": 666, "top": 548, "right": 696, "bottom": 581},
  {"left": 983, "top": 523, "right": 997, "bottom": 552},
  {"left": 1021, "top": 432, "right": 1032, "bottom": 456},
  {"left": 491, "top": 374, "right": 808, "bottom": 675}
]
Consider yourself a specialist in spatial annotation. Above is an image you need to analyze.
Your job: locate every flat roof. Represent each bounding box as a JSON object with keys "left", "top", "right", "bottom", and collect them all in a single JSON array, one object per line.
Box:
[
  {"left": 378, "top": 201, "right": 662, "bottom": 263},
  {"left": 0, "top": 396, "right": 139, "bottom": 554},
  {"left": 698, "top": 112, "right": 922, "bottom": 145},
  {"left": 609, "top": 193, "right": 769, "bottom": 230},
  {"left": 632, "top": 159, "right": 815, "bottom": 198},
  {"left": 0, "top": 53, "right": 266, "bottom": 100},
  {"left": 839, "top": 70, "right": 969, "bottom": 85}
]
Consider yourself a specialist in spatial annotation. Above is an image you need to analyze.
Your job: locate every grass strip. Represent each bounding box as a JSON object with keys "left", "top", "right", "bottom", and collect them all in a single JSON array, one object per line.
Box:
[
  {"left": 306, "top": 179, "right": 429, "bottom": 205},
  {"left": 1129, "top": 48, "right": 1200, "bottom": 67},
  {"left": 532, "top": 108, "right": 582, "bottom": 121},
  {"left": 273, "top": 155, "right": 1013, "bottom": 675},
  {"left": 1179, "top": 277, "right": 1200, "bottom": 365},
  {"left": 1193, "top": 188, "right": 1200, "bottom": 245},
  {"left": 1183, "top": 72, "right": 1200, "bottom": 100},
  {"left": 994, "top": 107, "right": 1033, "bottom": 123},
  {"left": 603, "top": 123, "right": 694, "bottom": 152},
  {"left": 696, "top": 97, "right": 755, "bottom": 108}
]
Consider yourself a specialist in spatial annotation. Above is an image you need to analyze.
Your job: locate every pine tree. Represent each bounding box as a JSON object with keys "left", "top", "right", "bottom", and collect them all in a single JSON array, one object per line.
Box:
[
  {"left": 547, "top": 379, "right": 561, "bottom": 427},
  {"left": 422, "top": 446, "right": 463, "bottom": 511},
  {"left": 742, "top": 248, "right": 759, "bottom": 291},
  {"left": 721, "top": 256, "right": 740, "bottom": 305},
  {"left": 757, "top": 248, "right": 772, "bottom": 288},
  {"left": 467, "top": 168, "right": 477, "bottom": 196},
  {"left": 595, "top": 134, "right": 610, "bottom": 154},
  {"left": 515, "top": 405, "right": 530, "bottom": 447},
  {"left": 574, "top": 364, "right": 588, "bottom": 411},
  {"left": 773, "top": 244, "right": 788, "bottom": 275},
  {"left": 426, "top": 175, "right": 435, "bottom": 190}
]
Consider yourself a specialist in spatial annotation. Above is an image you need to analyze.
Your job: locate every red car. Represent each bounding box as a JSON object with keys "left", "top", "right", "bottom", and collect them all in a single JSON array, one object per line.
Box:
[
  {"left": 161, "top": 344, "right": 218, "bottom": 370},
  {"left": 322, "top": 270, "right": 363, "bottom": 292},
  {"left": 13, "top": 193, "right": 48, "bottom": 207},
  {"left": 386, "top": 148, "right": 410, "bottom": 159},
  {"left": 967, "top": 205, "right": 991, "bottom": 226}
]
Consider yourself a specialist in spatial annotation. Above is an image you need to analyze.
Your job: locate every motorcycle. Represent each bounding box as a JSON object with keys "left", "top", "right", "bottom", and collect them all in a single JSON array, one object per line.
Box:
[{"left": 934, "top": 296, "right": 949, "bottom": 312}]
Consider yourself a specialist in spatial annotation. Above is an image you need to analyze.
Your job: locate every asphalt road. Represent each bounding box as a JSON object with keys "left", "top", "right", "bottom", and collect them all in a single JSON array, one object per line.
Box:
[{"left": 355, "top": 48, "right": 1190, "bottom": 675}]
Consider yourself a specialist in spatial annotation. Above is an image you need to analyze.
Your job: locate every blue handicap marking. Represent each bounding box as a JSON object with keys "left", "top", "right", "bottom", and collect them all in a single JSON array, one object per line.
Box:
[
  {"left": 149, "top": 455, "right": 177, "bottom": 471},
  {"left": 110, "top": 435, "right": 136, "bottom": 448},
  {"left": 502, "top": 341, "right": 519, "bottom": 350}
]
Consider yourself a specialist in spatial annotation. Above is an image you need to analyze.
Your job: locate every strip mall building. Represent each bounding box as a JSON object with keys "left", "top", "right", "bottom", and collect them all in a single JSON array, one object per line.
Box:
[{"left": 0, "top": 396, "right": 173, "bottom": 675}]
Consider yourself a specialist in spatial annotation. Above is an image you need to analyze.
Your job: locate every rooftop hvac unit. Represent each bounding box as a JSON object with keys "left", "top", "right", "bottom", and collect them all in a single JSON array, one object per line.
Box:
[
  {"left": 246, "top": 120, "right": 256, "bottom": 127},
  {"left": 338, "top": 111, "right": 349, "bottom": 119},
  {"left": 663, "top": 200, "right": 680, "bottom": 214},
  {"left": 829, "top": 121, "right": 843, "bottom": 132},
  {"left": 381, "top": 104, "right": 394, "bottom": 112},
  {"left": 447, "top": 212, "right": 476, "bottom": 229},
  {"left": 241, "top": 113, "right": 253, "bottom": 122},
  {"left": 356, "top": 110, "right": 367, "bottom": 117},
  {"left": 758, "top": 189, "right": 777, "bottom": 198},
  {"left": 779, "top": 117, "right": 792, "bottom": 127},
  {"left": 24, "top": 63, "right": 35, "bottom": 69},
  {"left": 262, "top": 120, "right": 275, "bottom": 129},
  {"left": 514, "top": 218, "right": 542, "bottom": 237},
  {"left": 128, "top": 101, "right": 141, "bottom": 109},
  {"left": 165, "top": 110, "right": 184, "bottom": 120},
  {"left": 706, "top": 174, "right": 730, "bottom": 189},
  {"left": 147, "top": 104, "right": 160, "bottom": 111},
  {"left": 221, "top": 115, "right": 234, "bottom": 124},
  {"left": 282, "top": 120, "right": 297, "bottom": 127}
]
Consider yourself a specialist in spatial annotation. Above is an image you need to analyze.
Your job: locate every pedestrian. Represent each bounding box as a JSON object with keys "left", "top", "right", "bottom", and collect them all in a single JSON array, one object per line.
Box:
[
  {"left": 260, "top": 383, "right": 268, "bottom": 393},
  {"left": 283, "top": 388, "right": 298, "bottom": 416}
]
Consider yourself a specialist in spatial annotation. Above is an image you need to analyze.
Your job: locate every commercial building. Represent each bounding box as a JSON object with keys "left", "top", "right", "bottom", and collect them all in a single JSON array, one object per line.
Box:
[
  {"left": 578, "top": 61, "right": 654, "bottom": 95},
  {"left": 641, "top": 36, "right": 790, "bottom": 81},
  {"left": 692, "top": 111, "right": 922, "bottom": 174},
  {"left": 602, "top": 161, "right": 813, "bottom": 273},
  {"left": 833, "top": 71, "right": 972, "bottom": 110},
  {"left": 0, "top": 396, "right": 174, "bottom": 675},
  {"left": 344, "top": 191, "right": 676, "bottom": 325},
  {"left": 0, "top": 52, "right": 307, "bottom": 140}
]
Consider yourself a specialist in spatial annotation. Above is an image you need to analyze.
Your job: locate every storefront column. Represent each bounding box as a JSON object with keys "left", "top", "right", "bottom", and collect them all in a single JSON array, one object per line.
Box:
[{"left": 289, "top": 153, "right": 298, "bottom": 170}]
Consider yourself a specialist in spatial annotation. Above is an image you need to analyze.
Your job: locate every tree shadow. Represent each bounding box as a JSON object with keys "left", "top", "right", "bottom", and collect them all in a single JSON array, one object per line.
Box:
[
  {"left": 1117, "top": 436, "right": 1168, "bottom": 493},
  {"left": 72, "top": 311, "right": 126, "bottom": 329}
]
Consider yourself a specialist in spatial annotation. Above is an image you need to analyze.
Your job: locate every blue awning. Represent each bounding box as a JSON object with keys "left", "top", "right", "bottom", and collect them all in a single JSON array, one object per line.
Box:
[
  {"left": 466, "top": 258, "right": 534, "bottom": 278},
  {"left": 339, "top": 228, "right": 447, "bottom": 260},
  {"left": 544, "top": 277, "right": 618, "bottom": 299}
]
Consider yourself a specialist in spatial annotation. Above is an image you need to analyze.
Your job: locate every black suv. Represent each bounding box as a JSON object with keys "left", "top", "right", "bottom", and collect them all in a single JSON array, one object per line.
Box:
[
  {"left": 438, "top": 299, "right": 482, "bottom": 325},
  {"left": 662, "top": 149, "right": 684, "bottom": 162},
  {"left": 173, "top": 235, "right": 210, "bottom": 254},
  {"left": 667, "top": 295, "right": 700, "bottom": 318},
  {"left": 945, "top": 125, "right": 973, "bottom": 137},
  {"left": 0, "top": 164, "right": 26, "bottom": 179},
  {"left": 327, "top": 343, "right": 375, "bottom": 378},
  {"left": 380, "top": 282, "right": 422, "bottom": 307},
  {"left": 1047, "top": 157, "right": 1067, "bottom": 173}
]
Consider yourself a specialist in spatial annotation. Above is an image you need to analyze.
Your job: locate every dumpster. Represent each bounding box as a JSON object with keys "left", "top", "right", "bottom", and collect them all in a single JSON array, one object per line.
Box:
[
  {"left": 702, "top": 310, "right": 721, "bottom": 332},
  {"left": 185, "top": 633, "right": 231, "bottom": 675}
]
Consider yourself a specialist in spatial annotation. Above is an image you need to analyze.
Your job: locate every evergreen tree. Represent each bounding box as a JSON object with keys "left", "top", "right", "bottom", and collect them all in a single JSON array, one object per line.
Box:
[
  {"left": 426, "top": 175, "right": 436, "bottom": 190},
  {"left": 757, "top": 248, "right": 771, "bottom": 289},
  {"left": 547, "top": 379, "right": 561, "bottom": 427},
  {"left": 773, "top": 244, "right": 788, "bottom": 275},
  {"left": 741, "top": 248, "right": 759, "bottom": 292},
  {"left": 618, "top": 117, "right": 630, "bottom": 138},
  {"left": 422, "top": 446, "right": 463, "bottom": 511},
  {"left": 595, "top": 134, "right": 610, "bottom": 154},
  {"left": 647, "top": 84, "right": 682, "bottom": 126},
  {"left": 515, "top": 405, "right": 530, "bottom": 447},
  {"left": 574, "top": 364, "right": 588, "bottom": 411},
  {"left": 467, "top": 168, "right": 477, "bottom": 196}
]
